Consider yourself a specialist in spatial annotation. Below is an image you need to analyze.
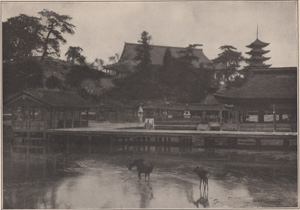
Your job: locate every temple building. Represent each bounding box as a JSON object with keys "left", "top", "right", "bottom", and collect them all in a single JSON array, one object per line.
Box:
[
  {"left": 104, "top": 42, "right": 211, "bottom": 77},
  {"left": 214, "top": 67, "right": 297, "bottom": 132},
  {"left": 245, "top": 35, "right": 271, "bottom": 69}
]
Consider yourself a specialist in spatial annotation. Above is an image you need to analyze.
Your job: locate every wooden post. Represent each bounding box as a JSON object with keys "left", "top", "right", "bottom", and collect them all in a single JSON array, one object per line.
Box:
[
  {"left": 273, "top": 104, "right": 276, "bottom": 132},
  {"left": 63, "top": 110, "right": 66, "bottom": 128},
  {"left": 27, "top": 132, "right": 30, "bottom": 156},
  {"left": 27, "top": 107, "right": 30, "bottom": 131},
  {"left": 66, "top": 134, "right": 70, "bottom": 153},
  {"left": 88, "top": 136, "right": 92, "bottom": 154},
  {"left": 279, "top": 111, "right": 282, "bottom": 122},
  {"left": 43, "top": 133, "right": 46, "bottom": 155},
  {"left": 54, "top": 110, "right": 57, "bottom": 129},
  {"left": 236, "top": 107, "right": 240, "bottom": 131},
  {"left": 109, "top": 136, "right": 113, "bottom": 152},
  {"left": 242, "top": 110, "right": 246, "bottom": 123},
  {"left": 71, "top": 110, "right": 74, "bottom": 128},
  {"left": 219, "top": 109, "right": 223, "bottom": 130},
  {"left": 86, "top": 109, "right": 89, "bottom": 127},
  {"left": 79, "top": 109, "right": 82, "bottom": 127}
]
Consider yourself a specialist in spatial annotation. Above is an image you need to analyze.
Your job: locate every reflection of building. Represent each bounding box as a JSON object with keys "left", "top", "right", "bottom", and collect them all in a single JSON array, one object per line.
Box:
[
  {"left": 104, "top": 43, "right": 211, "bottom": 77},
  {"left": 4, "top": 89, "right": 91, "bottom": 139},
  {"left": 215, "top": 67, "right": 297, "bottom": 132}
]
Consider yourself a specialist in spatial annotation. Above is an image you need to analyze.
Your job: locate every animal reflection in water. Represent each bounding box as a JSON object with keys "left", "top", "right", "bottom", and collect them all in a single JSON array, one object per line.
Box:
[
  {"left": 193, "top": 166, "right": 209, "bottom": 208},
  {"left": 128, "top": 159, "right": 153, "bottom": 180},
  {"left": 137, "top": 180, "right": 154, "bottom": 208}
]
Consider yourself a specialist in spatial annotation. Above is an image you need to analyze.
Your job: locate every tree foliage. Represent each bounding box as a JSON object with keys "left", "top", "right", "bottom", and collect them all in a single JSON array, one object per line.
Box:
[
  {"left": 213, "top": 45, "right": 244, "bottom": 67},
  {"left": 3, "top": 14, "right": 44, "bottom": 61},
  {"left": 38, "top": 9, "right": 75, "bottom": 59},
  {"left": 135, "top": 31, "right": 152, "bottom": 68},
  {"left": 45, "top": 75, "right": 63, "bottom": 89},
  {"left": 93, "top": 58, "right": 104, "bottom": 70},
  {"left": 65, "top": 46, "right": 86, "bottom": 64},
  {"left": 108, "top": 41, "right": 212, "bottom": 102},
  {"left": 3, "top": 10, "right": 76, "bottom": 61},
  {"left": 108, "top": 53, "right": 120, "bottom": 64},
  {"left": 212, "top": 45, "right": 244, "bottom": 80},
  {"left": 3, "top": 59, "right": 44, "bottom": 98},
  {"left": 66, "top": 65, "right": 107, "bottom": 88},
  {"left": 162, "top": 45, "right": 211, "bottom": 102}
]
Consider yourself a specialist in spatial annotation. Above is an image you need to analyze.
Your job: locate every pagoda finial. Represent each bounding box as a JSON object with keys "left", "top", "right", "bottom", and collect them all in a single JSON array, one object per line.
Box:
[{"left": 257, "top": 25, "right": 258, "bottom": 39}]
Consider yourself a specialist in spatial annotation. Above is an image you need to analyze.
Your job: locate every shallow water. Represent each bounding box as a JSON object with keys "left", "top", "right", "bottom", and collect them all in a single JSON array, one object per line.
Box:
[{"left": 3, "top": 143, "right": 298, "bottom": 209}]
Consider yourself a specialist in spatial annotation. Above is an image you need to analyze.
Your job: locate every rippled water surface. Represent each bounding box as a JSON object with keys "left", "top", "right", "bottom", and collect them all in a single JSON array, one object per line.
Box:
[{"left": 3, "top": 143, "right": 297, "bottom": 209}]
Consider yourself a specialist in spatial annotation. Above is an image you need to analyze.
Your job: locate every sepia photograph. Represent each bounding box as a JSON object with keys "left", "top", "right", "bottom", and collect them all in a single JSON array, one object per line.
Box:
[{"left": 1, "top": 1, "right": 298, "bottom": 209}]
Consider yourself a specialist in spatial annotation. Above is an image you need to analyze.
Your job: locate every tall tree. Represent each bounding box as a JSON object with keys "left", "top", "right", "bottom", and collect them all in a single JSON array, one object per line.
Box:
[
  {"left": 38, "top": 9, "right": 75, "bottom": 59},
  {"left": 163, "top": 44, "right": 211, "bottom": 102},
  {"left": 65, "top": 46, "right": 84, "bottom": 64},
  {"left": 3, "top": 14, "right": 44, "bottom": 61},
  {"left": 212, "top": 45, "right": 244, "bottom": 80},
  {"left": 135, "top": 31, "right": 152, "bottom": 68}
]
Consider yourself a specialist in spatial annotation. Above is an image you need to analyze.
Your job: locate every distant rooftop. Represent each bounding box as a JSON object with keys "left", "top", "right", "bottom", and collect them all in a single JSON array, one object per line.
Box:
[
  {"left": 4, "top": 88, "right": 92, "bottom": 108},
  {"left": 105, "top": 42, "right": 211, "bottom": 73},
  {"left": 215, "top": 67, "right": 297, "bottom": 100}
]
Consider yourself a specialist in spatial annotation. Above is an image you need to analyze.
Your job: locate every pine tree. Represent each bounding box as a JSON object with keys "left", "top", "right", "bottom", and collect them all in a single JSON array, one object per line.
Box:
[{"left": 38, "top": 9, "right": 75, "bottom": 59}]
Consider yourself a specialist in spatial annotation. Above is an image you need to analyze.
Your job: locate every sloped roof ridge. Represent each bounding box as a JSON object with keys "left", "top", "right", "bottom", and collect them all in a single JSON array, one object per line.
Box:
[
  {"left": 25, "top": 88, "right": 78, "bottom": 93},
  {"left": 124, "top": 42, "right": 203, "bottom": 51}
]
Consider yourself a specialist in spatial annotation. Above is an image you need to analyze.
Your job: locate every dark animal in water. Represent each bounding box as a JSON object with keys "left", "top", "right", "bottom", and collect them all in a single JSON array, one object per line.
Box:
[
  {"left": 128, "top": 159, "right": 153, "bottom": 179},
  {"left": 193, "top": 166, "right": 209, "bottom": 191}
]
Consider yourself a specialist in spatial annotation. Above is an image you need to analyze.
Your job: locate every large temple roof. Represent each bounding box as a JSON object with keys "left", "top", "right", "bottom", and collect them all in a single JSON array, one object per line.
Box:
[
  {"left": 105, "top": 43, "right": 211, "bottom": 72},
  {"left": 214, "top": 67, "right": 297, "bottom": 100}
]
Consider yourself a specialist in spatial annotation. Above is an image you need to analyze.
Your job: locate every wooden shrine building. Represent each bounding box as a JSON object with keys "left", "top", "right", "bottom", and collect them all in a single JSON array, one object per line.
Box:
[
  {"left": 4, "top": 89, "right": 92, "bottom": 132},
  {"left": 214, "top": 67, "right": 297, "bottom": 132},
  {"left": 104, "top": 42, "right": 211, "bottom": 77}
]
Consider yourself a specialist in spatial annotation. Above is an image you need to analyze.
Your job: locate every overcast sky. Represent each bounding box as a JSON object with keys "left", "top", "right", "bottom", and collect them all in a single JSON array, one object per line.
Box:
[{"left": 2, "top": 1, "right": 298, "bottom": 67}]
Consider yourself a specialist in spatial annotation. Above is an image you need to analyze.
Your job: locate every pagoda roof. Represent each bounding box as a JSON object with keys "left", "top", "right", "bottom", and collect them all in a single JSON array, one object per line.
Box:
[
  {"left": 249, "top": 56, "right": 271, "bottom": 61},
  {"left": 246, "top": 49, "right": 270, "bottom": 55},
  {"left": 104, "top": 42, "right": 211, "bottom": 72},
  {"left": 246, "top": 38, "right": 269, "bottom": 48},
  {"left": 248, "top": 62, "right": 272, "bottom": 68},
  {"left": 214, "top": 67, "right": 297, "bottom": 100}
]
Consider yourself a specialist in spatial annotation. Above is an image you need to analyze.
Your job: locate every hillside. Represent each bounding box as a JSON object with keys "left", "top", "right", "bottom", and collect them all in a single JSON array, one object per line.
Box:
[{"left": 3, "top": 56, "right": 111, "bottom": 100}]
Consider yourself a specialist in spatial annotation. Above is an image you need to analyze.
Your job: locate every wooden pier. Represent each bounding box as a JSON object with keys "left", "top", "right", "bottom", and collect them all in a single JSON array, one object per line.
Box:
[{"left": 9, "top": 122, "right": 297, "bottom": 151}]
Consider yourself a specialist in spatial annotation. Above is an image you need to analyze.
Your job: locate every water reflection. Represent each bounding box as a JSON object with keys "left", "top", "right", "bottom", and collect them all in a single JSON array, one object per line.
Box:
[
  {"left": 137, "top": 180, "right": 154, "bottom": 208},
  {"left": 193, "top": 180, "right": 209, "bottom": 208},
  {"left": 3, "top": 140, "right": 298, "bottom": 209}
]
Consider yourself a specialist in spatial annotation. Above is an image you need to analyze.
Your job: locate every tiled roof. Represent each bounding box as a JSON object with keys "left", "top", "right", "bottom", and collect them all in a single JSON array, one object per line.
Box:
[
  {"left": 105, "top": 42, "right": 211, "bottom": 72},
  {"left": 4, "top": 89, "right": 92, "bottom": 108},
  {"left": 215, "top": 67, "right": 297, "bottom": 100}
]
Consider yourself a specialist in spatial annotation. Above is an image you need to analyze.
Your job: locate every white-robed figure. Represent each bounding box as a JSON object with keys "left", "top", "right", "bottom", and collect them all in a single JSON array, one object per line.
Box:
[{"left": 138, "top": 105, "right": 144, "bottom": 123}]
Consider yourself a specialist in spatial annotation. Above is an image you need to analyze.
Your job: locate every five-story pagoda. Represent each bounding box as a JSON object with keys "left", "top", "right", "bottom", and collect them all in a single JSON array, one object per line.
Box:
[{"left": 246, "top": 32, "right": 271, "bottom": 69}]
